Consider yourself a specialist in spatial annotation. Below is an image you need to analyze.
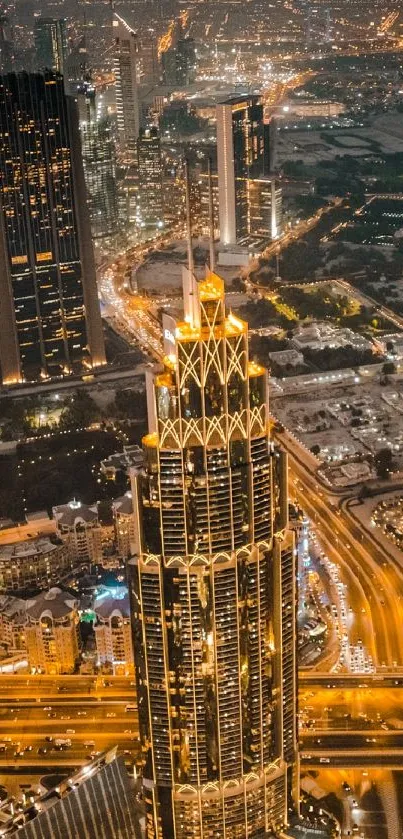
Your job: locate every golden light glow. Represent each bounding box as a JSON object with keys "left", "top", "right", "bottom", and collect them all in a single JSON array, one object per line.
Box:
[{"left": 199, "top": 272, "right": 224, "bottom": 302}]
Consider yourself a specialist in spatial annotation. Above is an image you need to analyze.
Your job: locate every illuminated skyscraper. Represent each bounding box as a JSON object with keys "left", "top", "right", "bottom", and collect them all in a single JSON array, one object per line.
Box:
[
  {"left": 113, "top": 13, "right": 140, "bottom": 157},
  {"left": 129, "top": 261, "right": 298, "bottom": 837},
  {"left": 0, "top": 72, "right": 105, "bottom": 383},
  {"left": 34, "top": 18, "right": 67, "bottom": 75},
  {"left": 77, "top": 79, "right": 119, "bottom": 239},
  {"left": 137, "top": 126, "right": 163, "bottom": 228},
  {"left": 216, "top": 95, "right": 272, "bottom": 245}
]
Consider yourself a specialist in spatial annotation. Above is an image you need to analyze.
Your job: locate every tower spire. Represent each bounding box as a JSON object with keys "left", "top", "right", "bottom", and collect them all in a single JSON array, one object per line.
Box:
[
  {"left": 184, "top": 157, "right": 194, "bottom": 276},
  {"left": 208, "top": 156, "right": 215, "bottom": 273}
]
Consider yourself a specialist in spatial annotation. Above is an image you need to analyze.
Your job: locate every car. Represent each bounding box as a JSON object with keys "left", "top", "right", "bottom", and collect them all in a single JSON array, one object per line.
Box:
[
  {"left": 77, "top": 711, "right": 87, "bottom": 717},
  {"left": 66, "top": 729, "right": 75, "bottom": 735},
  {"left": 43, "top": 706, "right": 52, "bottom": 711},
  {"left": 45, "top": 736, "right": 53, "bottom": 743},
  {"left": 106, "top": 712, "right": 116, "bottom": 718},
  {"left": 37, "top": 747, "right": 47, "bottom": 755}
]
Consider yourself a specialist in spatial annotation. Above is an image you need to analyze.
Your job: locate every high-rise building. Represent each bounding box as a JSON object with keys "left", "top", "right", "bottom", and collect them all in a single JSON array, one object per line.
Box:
[
  {"left": 34, "top": 18, "right": 67, "bottom": 75},
  {"left": 162, "top": 37, "right": 196, "bottom": 86},
  {"left": 216, "top": 95, "right": 271, "bottom": 245},
  {"left": 0, "top": 16, "right": 14, "bottom": 73},
  {"left": 129, "top": 265, "right": 298, "bottom": 837},
  {"left": 0, "top": 748, "right": 143, "bottom": 838},
  {"left": 137, "top": 126, "right": 164, "bottom": 228},
  {"left": 77, "top": 79, "right": 119, "bottom": 239},
  {"left": 113, "top": 13, "right": 140, "bottom": 157},
  {"left": 25, "top": 586, "right": 80, "bottom": 674},
  {"left": 0, "top": 72, "right": 106, "bottom": 384}
]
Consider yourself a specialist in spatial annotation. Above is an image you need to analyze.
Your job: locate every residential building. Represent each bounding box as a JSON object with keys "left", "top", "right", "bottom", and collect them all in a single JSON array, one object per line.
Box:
[
  {"left": 0, "top": 72, "right": 106, "bottom": 384},
  {"left": 94, "top": 586, "right": 134, "bottom": 673},
  {"left": 34, "top": 18, "right": 67, "bottom": 75},
  {"left": 53, "top": 500, "right": 103, "bottom": 565},
  {"left": 25, "top": 586, "right": 80, "bottom": 674},
  {"left": 0, "top": 537, "right": 71, "bottom": 592},
  {"left": 112, "top": 492, "right": 137, "bottom": 559},
  {"left": 0, "top": 595, "right": 26, "bottom": 653},
  {"left": 128, "top": 265, "right": 298, "bottom": 837},
  {"left": 113, "top": 13, "right": 140, "bottom": 156}
]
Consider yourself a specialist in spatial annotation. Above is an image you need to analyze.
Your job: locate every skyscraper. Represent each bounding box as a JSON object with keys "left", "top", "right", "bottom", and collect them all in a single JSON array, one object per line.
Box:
[
  {"left": 137, "top": 126, "right": 164, "bottom": 228},
  {"left": 0, "top": 748, "right": 143, "bottom": 838},
  {"left": 34, "top": 18, "right": 67, "bottom": 75},
  {"left": 0, "top": 72, "right": 106, "bottom": 384},
  {"left": 129, "top": 264, "right": 298, "bottom": 837},
  {"left": 77, "top": 78, "right": 119, "bottom": 239},
  {"left": 216, "top": 95, "right": 271, "bottom": 245},
  {"left": 113, "top": 13, "right": 140, "bottom": 157}
]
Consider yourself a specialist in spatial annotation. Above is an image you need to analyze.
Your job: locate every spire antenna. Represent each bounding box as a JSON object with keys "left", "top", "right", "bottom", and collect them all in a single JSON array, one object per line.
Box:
[
  {"left": 208, "top": 156, "right": 215, "bottom": 273},
  {"left": 184, "top": 158, "right": 194, "bottom": 276}
]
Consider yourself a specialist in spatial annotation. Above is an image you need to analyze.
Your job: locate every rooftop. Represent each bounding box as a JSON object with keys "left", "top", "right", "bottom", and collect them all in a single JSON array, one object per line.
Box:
[{"left": 25, "top": 587, "right": 79, "bottom": 621}]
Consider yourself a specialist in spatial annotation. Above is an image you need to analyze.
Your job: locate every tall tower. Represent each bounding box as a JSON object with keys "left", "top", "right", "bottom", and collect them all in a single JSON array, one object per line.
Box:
[
  {"left": 129, "top": 263, "right": 298, "bottom": 837},
  {"left": 0, "top": 72, "right": 105, "bottom": 384},
  {"left": 137, "top": 126, "right": 164, "bottom": 228},
  {"left": 113, "top": 13, "right": 139, "bottom": 158},
  {"left": 34, "top": 18, "right": 67, "bottom": 75},
  {"left": 77, "top": 78, "right": 119, "bottom": 239},
  {"left": 216, "top": 95, "right": 270, "bottom": 245}
]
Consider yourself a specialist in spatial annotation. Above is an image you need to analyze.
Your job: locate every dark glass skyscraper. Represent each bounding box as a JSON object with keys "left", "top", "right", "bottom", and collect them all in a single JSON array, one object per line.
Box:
[
  {"left": 34, "top": 18, "right": 67, "bottom": 75},
  {"left": 0, "top": 72, "right": 105, "bottom": 383},
  {"left": 217, "top": 96, "right": 271, "bottom": 245},
  {"left": 129, "top": 267, "right": 298, "bottom": 837}
]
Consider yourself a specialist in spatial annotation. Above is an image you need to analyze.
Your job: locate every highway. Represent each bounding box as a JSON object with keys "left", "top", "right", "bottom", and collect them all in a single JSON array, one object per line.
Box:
[
  {"left": 0, "top": 678, "right": 139, "bottom": 770},
  {"left": 278, "top": 426, "right": 403, "bottom": 668}
]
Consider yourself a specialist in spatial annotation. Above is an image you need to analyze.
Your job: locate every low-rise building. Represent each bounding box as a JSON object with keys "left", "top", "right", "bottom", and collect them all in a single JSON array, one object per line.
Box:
[
  {"left": 25, "top": 587, "right": 80, "bottom": 674},
  {"left": 112, "top": 492, "right": 136, "bottom": 559},
  {"left": 0, "top": 595, "right": 26, "bottom": 654},
  {"left": 100, "top": 445, "right": 143, "bottom": 481},
  {"left": 93, "top": 587, "right": 133, "bottom": 674},
  {"left": 0, "top": 537, "right": 71, "bottom": 592},
  {"left": 53, "top": 500, "right": 103, "bottom": 565}
]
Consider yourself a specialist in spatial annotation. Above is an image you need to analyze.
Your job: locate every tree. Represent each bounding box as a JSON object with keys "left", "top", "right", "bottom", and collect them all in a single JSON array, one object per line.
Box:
[
  {"left": 310, "top": 444, "right": 321, "bottom": 456},
  {"left": 375, "top": 448, "right": 393, "bottom": 480},
  {"left": 59, "top": 390, "right": 101, "bottom": 430},
  {"left": 382, "top": 361, "right": 397, "bottom": 376}
]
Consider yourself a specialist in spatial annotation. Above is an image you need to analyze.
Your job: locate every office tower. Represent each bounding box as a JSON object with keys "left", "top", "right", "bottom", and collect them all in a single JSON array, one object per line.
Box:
[
  {"left": 216, "top": 95, "right": 271, "bottom": 245},
  {"left": 113, "top": 13, "right": 140, "bottom": 157},
  {"left": 249, "top": 177, "right": 282, "bottom": 239},
  {"left": 137, "top": 126, "right": 164, "bottom": 227},
  {"left": 129, "top": 264, "right": 298, "bottom": 837},
  {"left": 0, "top": 749, "right": 143, "bottom": 838},
  {"left": 34, "top": 18, "right": 67, "bottom": 75},
  {"left": 77, "top": 79, "right": 119, "bottom": 239},
  {"left": 0, "top": 72, "right": 106, "bottom": 384},
  {"left": 162, "top": 37, "right": 196, "bottom": 86},
  {"left": 0, "top": 16, "right": 14, "bottom": 73},
  {"left": 25, "top": 587, "right": 80, "bottom": 675}
]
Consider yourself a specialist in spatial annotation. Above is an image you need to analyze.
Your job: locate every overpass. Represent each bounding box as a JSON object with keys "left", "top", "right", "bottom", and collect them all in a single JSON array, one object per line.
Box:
[{"left": 300, "top": 672, "right": 403, "bottom": 689}]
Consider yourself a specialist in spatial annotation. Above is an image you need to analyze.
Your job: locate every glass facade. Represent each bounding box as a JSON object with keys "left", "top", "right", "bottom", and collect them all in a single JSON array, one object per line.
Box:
[
  {"left": 78, "top": 81, "right": 119, "bottom": 239},
  {"left": 129, "top": 270, "right": 297, "bottom": 838},
  {"left": 0, "top": 71, "right": 105, "bottom": 382}
]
